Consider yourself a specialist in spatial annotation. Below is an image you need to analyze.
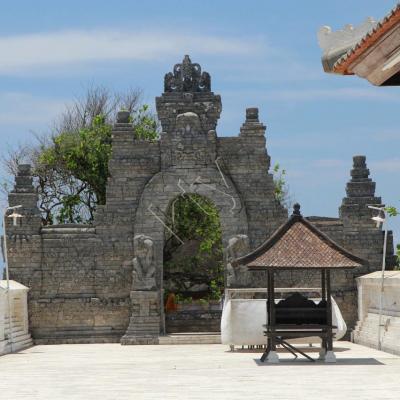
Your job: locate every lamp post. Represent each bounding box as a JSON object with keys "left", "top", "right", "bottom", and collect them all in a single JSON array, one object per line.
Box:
[
  {"left": 2, "top": 205, "right": 23, "bottom": 353},
  {"left": 367, "top": 205, "right": 387, "bottom": 351}
]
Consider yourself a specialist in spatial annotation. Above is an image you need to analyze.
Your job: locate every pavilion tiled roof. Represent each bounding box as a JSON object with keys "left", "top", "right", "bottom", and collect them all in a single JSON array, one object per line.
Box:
[
  {"left": 233, "top": 204, "right": 365, "bottom": 270},
  {"left": 334, "top": 4, "right": 400, "bottom": 74}
]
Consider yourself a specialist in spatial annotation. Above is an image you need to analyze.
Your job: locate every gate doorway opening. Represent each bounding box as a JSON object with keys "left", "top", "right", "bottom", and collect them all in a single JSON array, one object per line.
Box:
[{"left": 163, "top": 194, "right": 224, "bottom": 333}]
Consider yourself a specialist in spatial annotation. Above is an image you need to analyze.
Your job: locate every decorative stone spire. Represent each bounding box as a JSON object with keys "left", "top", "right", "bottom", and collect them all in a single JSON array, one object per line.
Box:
[
  {"left": 239, "top": 107, "right": 266, "bottom": 137},
  {"left": 164, "top": 55, "right": 211, "bottom": 93},
  {"left": 12, "top": 164, "right": 34, "bottom": 194},
  {"left": 340, "top": 155, "right": 382, "bottom": 229},
  {"left": 345, "top": 155, "right": 375, "bottom": 198},
  {"left": 7, "top": 164, "right": 41, "bottom": 235}
]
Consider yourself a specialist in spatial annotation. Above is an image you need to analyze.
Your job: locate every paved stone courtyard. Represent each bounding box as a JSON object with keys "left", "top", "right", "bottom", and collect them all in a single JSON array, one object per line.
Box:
[{"left": 1, "top": 342, "right": 400, "bottom": 399}]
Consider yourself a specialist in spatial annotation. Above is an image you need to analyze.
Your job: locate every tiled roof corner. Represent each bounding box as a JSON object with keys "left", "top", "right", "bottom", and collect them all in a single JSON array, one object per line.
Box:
[
  {"left": 333, "top": 4, "right": 400, "bottom": 74},
  {"left": 233, "top": 212, "right": 365, "bottom": 270}
]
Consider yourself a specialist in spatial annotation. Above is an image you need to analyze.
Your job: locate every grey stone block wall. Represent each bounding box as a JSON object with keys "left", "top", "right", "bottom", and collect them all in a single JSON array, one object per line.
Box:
[{"left": 5, "top": 57, "right": 394, "bottom": 343}]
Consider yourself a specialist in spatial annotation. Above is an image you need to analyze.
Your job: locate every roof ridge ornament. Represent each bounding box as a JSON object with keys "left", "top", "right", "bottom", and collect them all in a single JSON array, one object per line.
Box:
[
  {"left": 164, "top": 55, "right": 211, "bottom": 93},
  {"left": 292, "top": 203, "right": 301, "bottom": 216}
]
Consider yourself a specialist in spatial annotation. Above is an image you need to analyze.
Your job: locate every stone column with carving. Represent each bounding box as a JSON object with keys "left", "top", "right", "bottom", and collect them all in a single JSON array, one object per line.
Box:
[{"left": 121, "top": 234, "right": 160, "bottom": 344}]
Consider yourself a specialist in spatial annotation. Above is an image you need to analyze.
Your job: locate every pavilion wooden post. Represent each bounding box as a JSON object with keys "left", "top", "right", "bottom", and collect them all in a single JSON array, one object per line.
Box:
[
  {"left": 261, "top": 269, "right": 278, "bottom": 363},
  {"left": 270, "top": 270, "right": 276, "bottom": 353},
  {"left": 321, "top": 269, "right": 327, "bottom": 355},
  {"left": 326, "top": 270, "right": 335, "bottom": 361},
  {"left": 267, "top": 270, "right": 271, "bottom": 351}
]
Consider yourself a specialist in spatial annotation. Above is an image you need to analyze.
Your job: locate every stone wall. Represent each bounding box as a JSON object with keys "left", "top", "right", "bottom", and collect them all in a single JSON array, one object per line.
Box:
[{"left": 5, "top": 56, "right": 395, "bottom": 343}]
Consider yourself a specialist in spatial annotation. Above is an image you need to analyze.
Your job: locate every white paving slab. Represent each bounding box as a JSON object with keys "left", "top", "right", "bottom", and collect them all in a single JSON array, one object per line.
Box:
[{"left": 0, "top": 341, "right": 400, "bottom": 399}]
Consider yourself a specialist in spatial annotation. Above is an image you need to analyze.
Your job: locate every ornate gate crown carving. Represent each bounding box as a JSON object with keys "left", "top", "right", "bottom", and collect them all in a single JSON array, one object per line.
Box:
[{"left": 164, "top": 55, "right": 211, "bottom": 93}]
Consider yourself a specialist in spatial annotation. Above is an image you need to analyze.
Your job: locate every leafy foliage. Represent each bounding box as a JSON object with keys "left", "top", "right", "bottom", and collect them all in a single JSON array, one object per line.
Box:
[
  {"left": 132, "top": 104, "right": 159, "bottom": 141},
  {"left": 272, "top": 162, "right": 293, "bottom": 208},
  {"left": 167, "top": 194, "right": 222, "bottom": 254},
  {"left": 386, "top": 206, "right": 399, "bottom": 217},
  {"left": 39, "top": 115, "right": 112, "bottom": 213},
  {"left": 2, "top": 86, "right": 159, "bottom": 224},
  {"left": 384, "top": 205, "right": 399, "bottom": 269},
  {"left": 163, "top": 194, "right": 224, "bottom": 301}
]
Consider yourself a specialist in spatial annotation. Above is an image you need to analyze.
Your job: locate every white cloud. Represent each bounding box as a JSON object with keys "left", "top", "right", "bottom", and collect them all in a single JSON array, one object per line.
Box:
[
  {"left": 269, "top": 87, "right": 400, "bottom": 102},
  {"left": 369, "top": 130, "right": 400, "bottom": 142},
  {"left": 370, "top": 158, "right": 400, "bottom": 173},
  {"left": 224, "top": 87, "right": 400, "bottom": 103},
  {"left": 0, "top": 30, "right": 264, "bottom": 74},
  {"left": 312, "top": 159, "right": 348, "bottom": 168},
  {"left": 0, "top": 92, "right": 67, "bottom": 125}
]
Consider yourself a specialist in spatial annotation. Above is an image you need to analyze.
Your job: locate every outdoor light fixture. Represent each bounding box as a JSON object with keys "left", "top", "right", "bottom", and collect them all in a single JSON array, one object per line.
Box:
[
  {"left": 372, "top": 210, "right": 386, "bottom": 228},
  {"left": 368, "top": 205, "right": 386, "bottom": 228},
  {"left": 7, "top": 208, "right": 23, "bottom": 226}
]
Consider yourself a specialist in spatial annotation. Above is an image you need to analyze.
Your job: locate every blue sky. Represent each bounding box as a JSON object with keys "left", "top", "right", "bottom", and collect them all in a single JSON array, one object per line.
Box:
[{"left": 0, "top": 0, "right": 399, "bottom": 250}]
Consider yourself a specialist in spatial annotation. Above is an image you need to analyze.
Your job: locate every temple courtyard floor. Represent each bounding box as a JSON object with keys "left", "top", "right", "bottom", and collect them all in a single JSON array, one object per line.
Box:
[{"left": 1, "top": 341, "right": 400, "bottom": 399}]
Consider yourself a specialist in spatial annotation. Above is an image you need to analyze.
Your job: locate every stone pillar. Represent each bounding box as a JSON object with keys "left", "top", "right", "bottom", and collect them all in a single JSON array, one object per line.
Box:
[
  {"left": 121, "top": 291, "right": 160, "bottom": 345},
  {"left": 121, "top": 234, "right": 160, "bottom": 344}
]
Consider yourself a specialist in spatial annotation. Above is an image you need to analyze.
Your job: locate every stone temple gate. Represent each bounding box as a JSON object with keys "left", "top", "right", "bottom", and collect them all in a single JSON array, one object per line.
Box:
[{"left": 6, "top": 55, "right": 395, "bottom": 344}]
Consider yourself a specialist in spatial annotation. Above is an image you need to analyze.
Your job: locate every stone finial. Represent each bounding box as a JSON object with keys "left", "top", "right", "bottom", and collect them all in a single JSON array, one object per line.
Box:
[
  {"left": 8, "top": 163, "right": 40, "bottom": 215},
  {"left": 117, "top": 110, "right": 130, "bottom": 124},
  {"left": 351, "top": 155, "right": 370, "bottom": 182},
  {"left": 13, "top": 164, "right": 34, "bottom": 194},
  {"left": 292, "top": 203, "right": 301, "bottom": 216},
  {"left": 164, "top": 55, "right": 211, "bottom": 93},
  {"left": 246, "top": 108, "right": 259, "bottom": 122},
  {"left": 17, "top": 164, "right": 31, "bottom": 176},
  {"left": 239, "top": 107, "right": 266, "bottom": 137}
]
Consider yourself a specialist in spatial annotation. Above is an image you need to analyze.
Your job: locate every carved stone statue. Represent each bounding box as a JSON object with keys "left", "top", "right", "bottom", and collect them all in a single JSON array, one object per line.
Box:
[
  {"left": 163, "top": 55, "right": 212, "bottom": 93},
  {"left": 132, "top": 234, "right": 156, "bottom": 290},
  {"left": 225, "top": 234, "right": 250, "bottom": 287},
  {"left": 199, "top": 71, "right": 211, "bottom": 92}
]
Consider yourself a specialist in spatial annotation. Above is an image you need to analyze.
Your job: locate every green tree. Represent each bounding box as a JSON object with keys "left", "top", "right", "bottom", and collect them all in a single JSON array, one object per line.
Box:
[
  {"left": 163, "top": 194, "right": 224, "bottom": 301},
  {"left": 386, "top": 206, "right": 399, "bottom": 217},
  {"left": 2, "top": 87, "right": 158, "bottom": 224}
]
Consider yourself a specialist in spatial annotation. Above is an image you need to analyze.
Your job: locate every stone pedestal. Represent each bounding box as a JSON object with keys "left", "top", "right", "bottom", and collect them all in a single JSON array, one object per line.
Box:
[{"left": 121, "top": 291, "right": 160, "bottom": 345}]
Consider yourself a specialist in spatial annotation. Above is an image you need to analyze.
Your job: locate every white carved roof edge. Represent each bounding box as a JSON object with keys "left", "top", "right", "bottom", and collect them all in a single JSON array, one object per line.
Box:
[{"left": 318, "top": 17, "right": 378, "bottom": 55}]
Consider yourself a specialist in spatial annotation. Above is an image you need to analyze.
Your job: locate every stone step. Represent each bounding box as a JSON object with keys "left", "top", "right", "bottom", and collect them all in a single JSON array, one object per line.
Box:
[
  {"left": 3, "top": 339, "right": 33, "bottom": 354},
  {"left": 1, "top": 335, "right": 33, "bottom": 355},
  {"left": 159, "top": 333, "right": 221, "bottom": 345},
  {"left": 4, "top": 325, "right": 25, "bottom": 335}
]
